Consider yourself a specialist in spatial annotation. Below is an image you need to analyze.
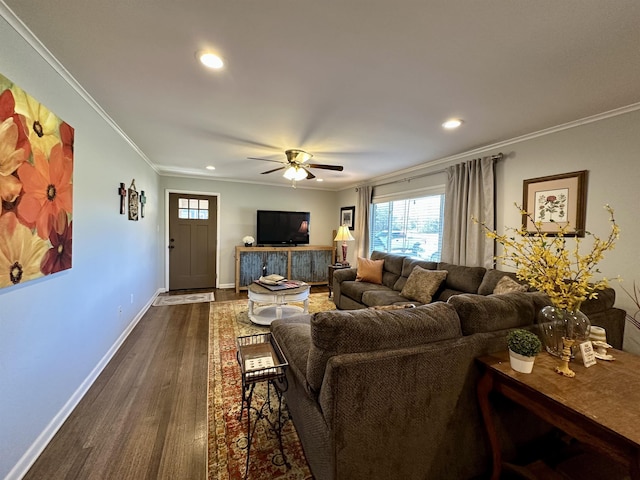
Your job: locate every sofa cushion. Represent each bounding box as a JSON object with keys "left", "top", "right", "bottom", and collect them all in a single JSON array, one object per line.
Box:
[
  {"left": 270, "top": 317, "right": 313, "bottom": 389},
  {"left": 437, "top": 262, "right": 486, "bottom": 294},
  {"left": 478, "top": 269, "right": 525, "bottom": 295},
  {"left": 306, "top": 303, "right": 462, "bottom": 392},
  {"left": 393, "top": 258, "right": 438, "bottom": 291},
  {"left": 356, "top": 257, "right": 384, "bottom": 284},
  {"left": 340, "top": 281, "right": 390, "bottom": 304},
  {"left": 362, "top": 288, "right": 416, "bottom": 307},
  {"left": 447, "top": 292, "right": 537, "bottom": 335},
  {"left": 400, "top": 267, "right": 448, "bottom": 304},
  {"left": 580, "top": 287, "right": 616, "bottom": 314},
  {"left": 494, "top": 276, "right": 528, "bottom": 294},
  {"left": 371, "top": 251, "right": 404, "bottom": 289}
]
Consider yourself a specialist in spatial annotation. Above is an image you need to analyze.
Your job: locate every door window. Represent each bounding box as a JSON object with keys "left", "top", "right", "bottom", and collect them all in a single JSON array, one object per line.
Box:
[{"left": 178, "top": 198, "right": 209, "bottom": 220}]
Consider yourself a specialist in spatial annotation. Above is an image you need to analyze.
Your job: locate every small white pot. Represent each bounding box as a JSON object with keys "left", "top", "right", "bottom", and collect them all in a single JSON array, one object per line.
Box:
[{"left": 508, "top": 349, "right": 536, "bottom": 374}]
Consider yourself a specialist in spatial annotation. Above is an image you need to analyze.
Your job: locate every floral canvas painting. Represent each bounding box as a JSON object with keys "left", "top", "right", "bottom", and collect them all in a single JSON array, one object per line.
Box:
[{"left": 0, "top": 73, "right": 73, "bottom": 289}]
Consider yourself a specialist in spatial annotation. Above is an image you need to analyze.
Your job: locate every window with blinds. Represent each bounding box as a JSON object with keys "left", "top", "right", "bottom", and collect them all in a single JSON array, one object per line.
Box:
[{"left": 369, "top": 192, "right": 444, "bottom": 261}]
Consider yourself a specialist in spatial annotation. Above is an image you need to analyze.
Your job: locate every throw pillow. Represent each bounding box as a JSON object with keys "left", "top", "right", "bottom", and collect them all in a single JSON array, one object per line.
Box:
[
  {"left": 356, "top": 257, "right": 384, "bottom": 284},
  {"left": 493, "top": 275, "right": 528, "bottom": 294},
  {"left": 400, "top": 266, "right": 447, "bottom": 304}
]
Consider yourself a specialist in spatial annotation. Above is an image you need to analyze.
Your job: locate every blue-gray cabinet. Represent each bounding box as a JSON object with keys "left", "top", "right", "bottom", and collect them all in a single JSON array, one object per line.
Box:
[{"left": 235, "top": 246, "right": 334, "bottom": 293}]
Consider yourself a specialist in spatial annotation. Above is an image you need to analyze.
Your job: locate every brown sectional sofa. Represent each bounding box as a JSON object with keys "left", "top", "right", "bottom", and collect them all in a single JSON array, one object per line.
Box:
[
  {"left": 270, "top": 251, "right": 627, "bottom": 479},
  {"left": 333, "top": 251, "right": 625, "bottom": 349}
]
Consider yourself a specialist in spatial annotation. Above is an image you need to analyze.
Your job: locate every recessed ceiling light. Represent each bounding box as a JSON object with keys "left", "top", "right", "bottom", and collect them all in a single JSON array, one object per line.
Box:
[
  {"left": 442, "top": 119, "right": 463, "bottom": 130},
  {"left": 198, "top": 51, "right": 224, "bottom": 69},
  {"left": 205, "top": 165, "right": 216, "bottom": 170},
  {"left": 316, "top": 178, "right": 324, "bottom": 182}
]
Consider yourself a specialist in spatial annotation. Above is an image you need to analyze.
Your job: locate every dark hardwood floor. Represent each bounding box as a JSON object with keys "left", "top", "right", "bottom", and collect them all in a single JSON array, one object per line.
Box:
[{"left": 23, "top": 286, "right": 327, "bottom": 480}]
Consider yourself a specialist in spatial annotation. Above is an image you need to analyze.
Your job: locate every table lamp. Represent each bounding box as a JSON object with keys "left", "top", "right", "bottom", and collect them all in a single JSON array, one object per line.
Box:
[{"left": 334, "top": 225, "right": 355, "bottom": 265}]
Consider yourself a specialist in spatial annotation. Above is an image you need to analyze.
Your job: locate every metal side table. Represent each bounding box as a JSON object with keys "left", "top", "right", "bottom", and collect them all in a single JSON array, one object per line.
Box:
[{"left": 236, "top": 333, "right": 290, "bottom": 479}]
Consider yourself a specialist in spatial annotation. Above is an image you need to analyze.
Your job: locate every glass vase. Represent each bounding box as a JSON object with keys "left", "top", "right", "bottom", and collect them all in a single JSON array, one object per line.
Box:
[{"left": 539, "top": 305, "right": 591, "bottom": 357}]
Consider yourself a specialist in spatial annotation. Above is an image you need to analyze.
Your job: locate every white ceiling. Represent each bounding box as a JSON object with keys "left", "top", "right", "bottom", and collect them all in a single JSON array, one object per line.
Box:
[{"left": 4, "top": 0, "right": 640, "bottom": 190}]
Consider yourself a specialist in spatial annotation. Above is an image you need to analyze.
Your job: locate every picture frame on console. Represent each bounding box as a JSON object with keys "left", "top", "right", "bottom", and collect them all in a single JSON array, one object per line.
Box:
[
  {"left": 340, "top": 206, "right": 355, "bottom": 230},
  {"left": 522, "top": 170, "right": 587, "bottom": 237}
]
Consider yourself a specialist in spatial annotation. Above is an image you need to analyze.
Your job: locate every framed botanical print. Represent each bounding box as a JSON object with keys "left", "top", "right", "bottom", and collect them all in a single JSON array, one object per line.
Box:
[
  {"left": 522, "top": 170, "right": 587, "bottom": 236},
  {"left": 340, "top": 206, "right": 355, "bottom": 230}
]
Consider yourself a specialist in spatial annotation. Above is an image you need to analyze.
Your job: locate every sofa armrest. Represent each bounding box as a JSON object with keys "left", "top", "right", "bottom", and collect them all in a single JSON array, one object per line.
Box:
[{"left": 332, "top": 267, "right": 357, "bottom": 306}]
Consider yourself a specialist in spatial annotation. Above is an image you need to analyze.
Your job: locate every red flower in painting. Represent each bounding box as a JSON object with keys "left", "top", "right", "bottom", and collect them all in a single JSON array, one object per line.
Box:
[
  {"left": 0, "top": 89, "right": 30, "bottom": 211},
  {"left": 17, "top": 143, "right": 73, "bottom": 239},
  {"left": 59, "top": 121, "right": 74, "bottom": 160},
  {"left": 0, "top": 89, "right": 30, "bottom": 145},
  {"left": 41, "top": 212, "right": 72, "bottom": 274},
  {"left": 546, "top": 195, "right": 557, "bottom": 202}
]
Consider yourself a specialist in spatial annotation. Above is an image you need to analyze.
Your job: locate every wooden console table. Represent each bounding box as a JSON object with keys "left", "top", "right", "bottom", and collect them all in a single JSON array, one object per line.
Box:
[{"left": 477, "top": 349, "right": 640, "bottom": 480}]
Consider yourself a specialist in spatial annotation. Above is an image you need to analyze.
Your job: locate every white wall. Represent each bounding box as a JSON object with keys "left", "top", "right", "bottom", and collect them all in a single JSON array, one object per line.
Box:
[
  {"left": 158, "top": 177, "right": 339, "bottom": 288},
  {"left": 492, "top": 109, "right": 640, "bottom": 353},
  {"left": 0, "top": 12, "right": 162, "bottom": 480}
]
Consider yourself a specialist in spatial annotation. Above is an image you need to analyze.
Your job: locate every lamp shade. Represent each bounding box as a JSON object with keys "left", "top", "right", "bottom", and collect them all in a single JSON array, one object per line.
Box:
[{"left": 334, "top": 225, "right": 354, "bottom": 242}]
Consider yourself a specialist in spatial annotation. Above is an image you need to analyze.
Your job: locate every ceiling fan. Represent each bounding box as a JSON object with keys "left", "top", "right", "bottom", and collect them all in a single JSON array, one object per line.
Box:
[{"left": 248, "top": 149, "right": 344, "bottom": 182}]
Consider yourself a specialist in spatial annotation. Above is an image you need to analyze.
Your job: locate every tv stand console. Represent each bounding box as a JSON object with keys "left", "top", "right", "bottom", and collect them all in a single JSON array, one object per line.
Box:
[{"left": 235, "top": 245, "right": 335, "bottom": 293}]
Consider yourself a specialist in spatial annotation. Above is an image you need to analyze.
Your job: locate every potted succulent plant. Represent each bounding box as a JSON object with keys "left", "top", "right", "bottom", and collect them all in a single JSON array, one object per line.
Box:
[{"left": 507, "top": 329, "right": 542, "bottom": 373}]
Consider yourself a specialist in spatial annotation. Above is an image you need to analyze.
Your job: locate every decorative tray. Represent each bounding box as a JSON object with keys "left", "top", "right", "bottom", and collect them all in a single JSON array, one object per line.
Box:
[{"left": 236, "top": 332, "right": 288, "bottom": 383}]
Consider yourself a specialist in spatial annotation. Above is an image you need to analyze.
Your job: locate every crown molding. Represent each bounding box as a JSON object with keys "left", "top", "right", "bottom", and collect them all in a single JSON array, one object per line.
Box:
[
  {"left": 0, "top": 2, "right": 158, "bottom": 173},
  {"left": 342, "top": 101, "right": 640, "bottom": 192}
]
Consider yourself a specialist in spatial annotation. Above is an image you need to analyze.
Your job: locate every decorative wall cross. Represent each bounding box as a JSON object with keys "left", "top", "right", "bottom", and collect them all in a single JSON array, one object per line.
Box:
[
  {"left": 118, "top": 182, "right": 126, "bottom": 214},
  {"left": 140, "top": 190, "right": 147, "bottom": 218}
]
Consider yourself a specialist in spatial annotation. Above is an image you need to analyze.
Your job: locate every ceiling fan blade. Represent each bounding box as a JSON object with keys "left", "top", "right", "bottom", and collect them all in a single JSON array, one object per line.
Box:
[
  {"left": 307, "top": 163, "right": 344, "bottom": 171},
  {"left": 248, "top": 157, "right": 285, "bottom": 164},
  {"left": 261, "top": 166, "right": 285, "bottom": 175},
  {"left": 302, "top": 167, "right": 316, "bottom": 180}
]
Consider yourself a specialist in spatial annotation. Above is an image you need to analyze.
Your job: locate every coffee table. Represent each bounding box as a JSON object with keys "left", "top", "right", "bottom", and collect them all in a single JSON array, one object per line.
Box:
[{"left": 247, "top": 282, "right": 310, "bottom": 325}]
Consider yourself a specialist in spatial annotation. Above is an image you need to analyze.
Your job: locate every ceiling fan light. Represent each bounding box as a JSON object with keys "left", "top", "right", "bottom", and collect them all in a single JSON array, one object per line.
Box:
[{"left": 283, "top": 166, "right": 307, "bottom": 181}]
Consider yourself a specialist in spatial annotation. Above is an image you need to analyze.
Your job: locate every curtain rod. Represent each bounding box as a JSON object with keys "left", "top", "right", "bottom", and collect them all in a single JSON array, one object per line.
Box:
[{"left": 360, "top": 153, "right": 503, "bottom": 190}]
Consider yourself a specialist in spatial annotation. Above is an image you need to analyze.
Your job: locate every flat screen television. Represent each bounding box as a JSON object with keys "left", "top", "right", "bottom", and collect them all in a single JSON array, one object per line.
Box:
[{"left": 257, "top": 210, "right": 310, "bottom": 246}]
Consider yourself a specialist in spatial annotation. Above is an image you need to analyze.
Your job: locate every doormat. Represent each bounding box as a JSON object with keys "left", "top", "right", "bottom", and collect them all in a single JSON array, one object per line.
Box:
[{"left": 152, "top": 292, "right": 215, "bottom": 306}]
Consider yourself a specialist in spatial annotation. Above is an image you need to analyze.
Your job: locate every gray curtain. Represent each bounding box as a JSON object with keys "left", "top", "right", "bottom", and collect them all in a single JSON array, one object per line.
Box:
[
  {"left": 441, "top": 157, "right": 495, "bottom": 268},
  {"left": 355, "top": 186, "right": 371, "bottom": 259}
]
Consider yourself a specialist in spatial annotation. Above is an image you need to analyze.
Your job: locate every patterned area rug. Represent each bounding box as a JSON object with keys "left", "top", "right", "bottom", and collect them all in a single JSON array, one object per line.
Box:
[
  {"left": 208, "top": 293, "right": 335, "bottom": 480},
  {"left": 152, "top": 291, "right": 214, "bottom": 306}
]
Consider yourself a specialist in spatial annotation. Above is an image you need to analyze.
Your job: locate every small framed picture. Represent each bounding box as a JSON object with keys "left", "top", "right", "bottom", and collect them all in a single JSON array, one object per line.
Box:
[
  {"left": 340, "top": 206, "right": 355, "bottom": 230},
  {"left": 522, "top": 170, "right": 587, "bottom": 236}
]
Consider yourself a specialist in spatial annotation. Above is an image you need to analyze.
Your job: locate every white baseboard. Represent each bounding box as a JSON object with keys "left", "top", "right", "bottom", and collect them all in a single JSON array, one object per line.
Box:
[
  {"left": 218, "top": 282, "right": 234, "bottom": 289},
  {"left": 5, "top": 288, "right": 163, "bottom": 480}
]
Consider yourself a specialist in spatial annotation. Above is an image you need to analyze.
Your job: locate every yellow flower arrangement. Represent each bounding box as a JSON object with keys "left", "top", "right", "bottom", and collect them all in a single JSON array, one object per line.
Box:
[{"left": 476, "top": 204, "right": 620, "bottom": 311}]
